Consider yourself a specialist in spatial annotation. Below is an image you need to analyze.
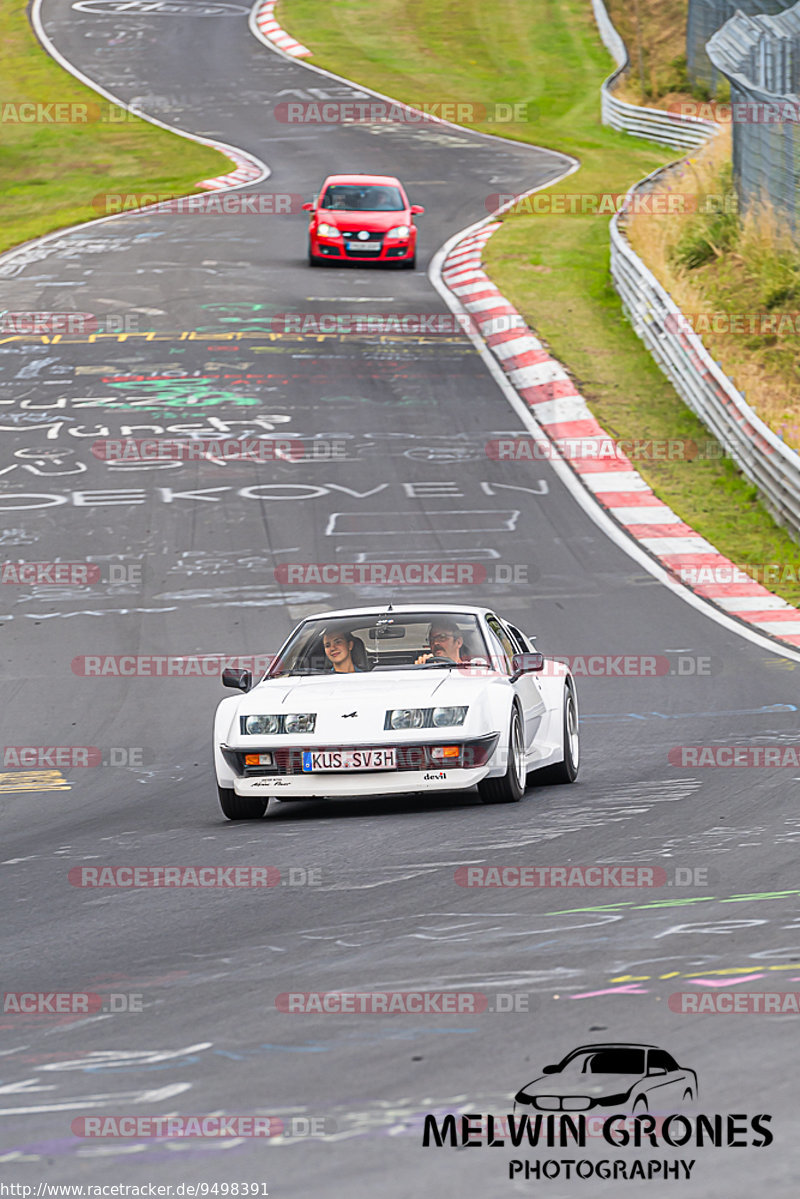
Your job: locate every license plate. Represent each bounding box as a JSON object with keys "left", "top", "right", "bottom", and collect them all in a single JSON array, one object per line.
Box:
[
  {"left": 302, "top": 748, "right": 396, "bottom": 772},
  {"left": 347, "top": 242, "right": 381, "bottom": 251}
]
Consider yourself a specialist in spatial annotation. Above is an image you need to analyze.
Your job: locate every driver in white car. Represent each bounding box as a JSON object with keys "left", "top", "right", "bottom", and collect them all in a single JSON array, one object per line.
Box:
[{"left": 414, "top": 618, "right": 468, "bottom": 666}]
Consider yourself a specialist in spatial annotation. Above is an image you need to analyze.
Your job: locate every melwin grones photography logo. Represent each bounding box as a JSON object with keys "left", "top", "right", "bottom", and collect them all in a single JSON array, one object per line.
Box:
[{"left": 421, "top": 1041, "right": 773, "bottom": 1183}]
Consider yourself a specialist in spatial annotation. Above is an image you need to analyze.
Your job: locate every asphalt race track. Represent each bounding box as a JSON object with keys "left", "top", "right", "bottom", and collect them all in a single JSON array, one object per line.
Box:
[{"left": 2, "top": 3, "right": 800, "bottom": 1195}]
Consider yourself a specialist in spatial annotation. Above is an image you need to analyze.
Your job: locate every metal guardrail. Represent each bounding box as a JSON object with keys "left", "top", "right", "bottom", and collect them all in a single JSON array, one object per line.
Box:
[
  {"left": 592, "top": 0, "right": 717, "bottom": 148},
  {"left": 589, "top": 1, "right": 800, "bottom": 536},
  {"left": 687, "top": 0, "right": 797, "bottom": 91},
  {"left": 707, "top": 3, "right": 800, "bottom": 224},
  {"left": 610, "top": 191, "right": 800, "bottom": 534}
]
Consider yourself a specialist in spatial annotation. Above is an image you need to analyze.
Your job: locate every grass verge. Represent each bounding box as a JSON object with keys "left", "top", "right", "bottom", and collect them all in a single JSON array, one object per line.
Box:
[
  {"left": 0, "top": 0, "right": 229, "bottom": 255},
  {"left": 606, "top": 0, "right": 690, "bottom": 104},
  {"left": 603, "top": 0, "right": 726, "bottom": 108},
  {"left": 279, "top": 0, "right": 800, "bottom": 604}
]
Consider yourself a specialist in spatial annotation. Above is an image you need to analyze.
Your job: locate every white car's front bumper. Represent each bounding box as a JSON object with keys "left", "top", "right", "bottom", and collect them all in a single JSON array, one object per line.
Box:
[{"left": 232, "top": 765, "right": 491, "bottom": 799}]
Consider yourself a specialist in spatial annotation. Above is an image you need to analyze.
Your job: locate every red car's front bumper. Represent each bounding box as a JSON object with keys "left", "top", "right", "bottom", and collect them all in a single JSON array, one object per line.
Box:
[{"left": 310, "top": 231, "right": 416, "bottom": 263}]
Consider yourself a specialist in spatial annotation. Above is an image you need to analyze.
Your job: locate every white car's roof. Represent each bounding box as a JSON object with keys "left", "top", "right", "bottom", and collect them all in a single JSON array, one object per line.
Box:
[{"left": 298, "top": 604, "right": 496, "bottom": 622}]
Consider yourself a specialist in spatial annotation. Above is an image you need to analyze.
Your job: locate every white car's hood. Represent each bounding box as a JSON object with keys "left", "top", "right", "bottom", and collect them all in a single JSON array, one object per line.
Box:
[
  {"left": 232, "top": 669, "right": 497, "bottom": 742},
  {"left": 248, "top": 670, "right": 469, "bottom": 705}
]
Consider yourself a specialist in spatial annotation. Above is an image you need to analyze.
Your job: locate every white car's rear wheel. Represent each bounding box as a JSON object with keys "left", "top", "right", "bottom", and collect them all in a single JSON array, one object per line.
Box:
[
  {"left": 478, "top": 707, "right": 525, "bottom": 804},
  {"left": 218, "top": 784, "right": 268, "bottom": 821}
]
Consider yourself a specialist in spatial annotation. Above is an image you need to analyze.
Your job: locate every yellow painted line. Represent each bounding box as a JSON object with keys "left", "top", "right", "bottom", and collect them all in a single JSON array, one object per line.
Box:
[
  {"left": 609, "top": 962, "right": 800, "bottom": 984},
  {"left": 0, "top": 770, "right": 70, "bottom": 792},
  {"left": 0, "top": 331, "right": 469, "bottom": 346}
]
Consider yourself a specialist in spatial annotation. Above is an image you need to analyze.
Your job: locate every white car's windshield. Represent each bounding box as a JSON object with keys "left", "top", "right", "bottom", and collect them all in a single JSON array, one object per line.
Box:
[{"left": 268, "top": 612, "right": 491, "bottom": 678}]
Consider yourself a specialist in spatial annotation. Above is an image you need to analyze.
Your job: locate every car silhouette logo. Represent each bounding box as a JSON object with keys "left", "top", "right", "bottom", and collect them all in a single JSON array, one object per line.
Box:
[
  {"left": 342, "top": 711, "right": 357, "bottom": 718},
  {"left": 514, "top": 1043, "right": 698, "bottom": 1115}
]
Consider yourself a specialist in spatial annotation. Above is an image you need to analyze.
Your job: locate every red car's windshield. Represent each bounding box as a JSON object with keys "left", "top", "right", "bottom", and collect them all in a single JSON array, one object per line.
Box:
[{"left": 321, "top": 184, "right": 405, "bottom": 212}]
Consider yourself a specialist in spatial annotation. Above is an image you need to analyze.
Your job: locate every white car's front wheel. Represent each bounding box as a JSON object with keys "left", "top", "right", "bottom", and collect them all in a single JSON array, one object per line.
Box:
[
  {"left": 478, "top": 707, "right": 525, "bottom": 804},
  {"left": 218, "top": 784, "right": 268, "bottom": 821},
  {"left": 530, "top": 682, "right": 579, "bottom": 786}
]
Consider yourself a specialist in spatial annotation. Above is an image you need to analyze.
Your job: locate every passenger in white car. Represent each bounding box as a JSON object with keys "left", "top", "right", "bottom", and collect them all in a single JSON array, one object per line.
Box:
[{"left": 323, "top": 626, "right": 367, "bottom": 673}]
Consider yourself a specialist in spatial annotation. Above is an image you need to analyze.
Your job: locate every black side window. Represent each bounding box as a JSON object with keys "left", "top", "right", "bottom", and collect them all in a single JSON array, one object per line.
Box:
[
  {"left": 486, "top": 617, "right": 514, "bottom": 672},
  {"left": 502, "top": 621, "right": 528, "bottom": 655}
]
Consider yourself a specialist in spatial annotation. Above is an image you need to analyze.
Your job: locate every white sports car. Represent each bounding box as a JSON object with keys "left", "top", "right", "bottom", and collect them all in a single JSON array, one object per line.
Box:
[{"left": 213, "top": 604, "right": 579, "bottom": 820}]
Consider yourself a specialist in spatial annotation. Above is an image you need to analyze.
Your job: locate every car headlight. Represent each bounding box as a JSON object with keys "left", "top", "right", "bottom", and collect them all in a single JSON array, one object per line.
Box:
[
  {"left": 432, "top": 706, "right": 468, "bottom": 727},
  {"left": 385, "top": 225, "right": 410, "bottom": 239},
  {"left": 317, "top": 222, "right": 342, "bottom": 237},
  {"left": 284, "top": 712, "right": 316, "bottom": 734},
  {"left": 389, "top": 708, "right": 425, "bottom": 730},
  {"left": 243, "top": 714, "right": 281, "bottom": 735}
]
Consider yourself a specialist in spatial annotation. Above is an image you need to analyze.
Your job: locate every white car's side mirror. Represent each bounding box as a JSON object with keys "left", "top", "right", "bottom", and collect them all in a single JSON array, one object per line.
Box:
[
  {"left": 511, "top": 652, "right": 544, "bottom": 680},
  {"left": 222, "top": 667, "right": 252, "bottom": 692}
]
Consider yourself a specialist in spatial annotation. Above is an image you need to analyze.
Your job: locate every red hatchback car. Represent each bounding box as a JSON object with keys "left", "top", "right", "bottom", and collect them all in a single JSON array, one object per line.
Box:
[{"left": 303, "top": 173, "right": 423, "bottom": 268}]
